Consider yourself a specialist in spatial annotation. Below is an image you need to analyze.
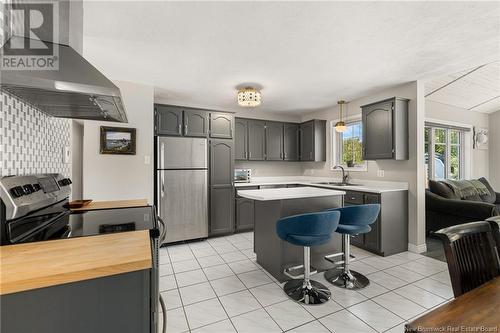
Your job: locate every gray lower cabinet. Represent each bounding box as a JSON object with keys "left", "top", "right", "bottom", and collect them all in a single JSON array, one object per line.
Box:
[
  {"left": 184, "top": 109, "right": 208, "bottom": 137},
  {"left": 235, "top": 118, "right": 248, "bottom": 160},
  {"left": 283, "top": 123, "right": 299, "bottom": 161},
  {"left": 1, "top": 270, "right": 151, "bottom": 333},
  {"left": 265, "top": 121, "right": 283, "bottom": 160},
  {"left": 361, "top": 97, "right": 408, "bottom": 160},
  {"left": 363, "top": 193, "right": 381, "bottom": 252},
  {"left": 210, "top": 187, "right": 234, "bottom": 235},
  {"left": 235, "top": 197, "right": 254, "bottom": 231},
  {"left": 210, "top": 112, "right": 234, "bottom": 139},
  {"left": 299, "top": 120, "right": 326, "bottom": 161},
  {"left": 235, "top": 186, "right": 258, "bottom": 231},
  {"left": 155, "top": 105, "right": 182, "bottom": 136},
  {"left": 248, "top": 120, "right": 266, "bottom": 160},
  {"left": 209, "top": 139, "right": 234, "bottom": 236},
  {"left": 342, "top": 190, "right": 407, "bottom": 256}
]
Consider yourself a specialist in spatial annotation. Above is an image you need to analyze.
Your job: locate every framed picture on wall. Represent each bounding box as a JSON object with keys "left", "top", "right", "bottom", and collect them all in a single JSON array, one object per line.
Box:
[{"left": 100, "top": 126, "right": 136, "bottom": 155}]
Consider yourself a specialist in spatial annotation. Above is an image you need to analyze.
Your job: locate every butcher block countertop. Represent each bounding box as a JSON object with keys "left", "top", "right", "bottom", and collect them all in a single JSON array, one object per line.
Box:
[
  {"left": 70, "top": 199, "right": 148, "bottom": 211},
  {"left": 0, "top": 230, "right": 152, "bottom": 295}
]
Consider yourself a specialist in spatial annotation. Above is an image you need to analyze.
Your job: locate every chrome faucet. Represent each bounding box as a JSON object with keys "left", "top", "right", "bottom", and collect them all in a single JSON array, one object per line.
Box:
[{"left": 334, "top": 165, "right": 350, "bottom": 184}]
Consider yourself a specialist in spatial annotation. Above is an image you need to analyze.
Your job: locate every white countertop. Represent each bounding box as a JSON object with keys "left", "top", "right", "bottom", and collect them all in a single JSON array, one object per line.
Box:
[
  {"left": 234, "top": 176, "right": 408, "bottom": 193},
  {"left": 237, "top": 186, "right": 345, "bottom": 201}
]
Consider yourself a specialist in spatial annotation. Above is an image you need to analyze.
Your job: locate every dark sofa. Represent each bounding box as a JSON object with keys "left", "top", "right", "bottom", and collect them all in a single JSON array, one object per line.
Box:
[{"left": 426, "top": 177, "right": 500, "bottom": 234}]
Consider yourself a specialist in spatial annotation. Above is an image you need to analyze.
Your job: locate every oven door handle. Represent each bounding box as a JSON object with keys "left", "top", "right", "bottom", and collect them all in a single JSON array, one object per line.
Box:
[
  {"left": 61, "top": 226, "right": 72, "bottom": 238},
  {"left": 157, "top": 216, "right": 166, "bottom": 244},
  {"left": 9, "top": 210, "right": 71, "bottom": 244},
  {"left": 159, "top": 294, "right": 167, "bottom": 333}
]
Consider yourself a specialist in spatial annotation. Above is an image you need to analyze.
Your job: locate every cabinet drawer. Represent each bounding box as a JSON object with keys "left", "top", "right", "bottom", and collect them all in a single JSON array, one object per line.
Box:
[{"left": 344, "top": 191, "right": 364, "bottom": 205}]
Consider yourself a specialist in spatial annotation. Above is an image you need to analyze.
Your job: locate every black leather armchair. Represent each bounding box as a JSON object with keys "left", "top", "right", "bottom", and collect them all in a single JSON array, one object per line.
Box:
[{"left": 426, "top": 190, "right": 499, "bottom": 234}]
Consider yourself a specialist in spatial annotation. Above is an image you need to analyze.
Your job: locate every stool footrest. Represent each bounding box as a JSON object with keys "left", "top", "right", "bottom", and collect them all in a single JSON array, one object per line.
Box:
[
  {"left": 324, "top": 253, "right": 356, "bottom": 265},
  {"left": 284, "top": 265, "right": 318, "bottom": 280}
]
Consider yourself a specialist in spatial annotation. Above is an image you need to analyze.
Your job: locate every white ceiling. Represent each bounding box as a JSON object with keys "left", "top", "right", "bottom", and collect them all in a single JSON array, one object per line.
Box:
[
  {"left": 425, "top": 61, "right": 500, "bottom": 113},
  {"left": 82, "top": 1, "right": 500, "bottom": 114}
]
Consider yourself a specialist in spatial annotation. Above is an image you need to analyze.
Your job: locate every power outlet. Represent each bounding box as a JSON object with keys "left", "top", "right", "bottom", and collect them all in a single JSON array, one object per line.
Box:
[
  {"left": 144, "top": 155, "right": 151, "bottom": 165},
  {"left": 377, "top": 169, "right": 385, "bottom": 177}
]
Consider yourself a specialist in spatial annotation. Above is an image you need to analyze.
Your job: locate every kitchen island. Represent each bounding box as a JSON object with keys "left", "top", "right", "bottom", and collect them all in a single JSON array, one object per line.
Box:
[{"left": 238, "top": 186, "right": 345, "bottom": 282}]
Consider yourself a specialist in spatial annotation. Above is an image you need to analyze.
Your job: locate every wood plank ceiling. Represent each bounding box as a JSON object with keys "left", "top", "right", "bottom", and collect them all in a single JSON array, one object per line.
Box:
[{"left": 425, "top": 61, "right": 500, "bottom": 113}]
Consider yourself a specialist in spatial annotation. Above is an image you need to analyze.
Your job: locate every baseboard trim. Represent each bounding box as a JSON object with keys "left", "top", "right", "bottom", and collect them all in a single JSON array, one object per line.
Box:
[{"left": 408, "top": 243, "right": 427, "bottom": 253}]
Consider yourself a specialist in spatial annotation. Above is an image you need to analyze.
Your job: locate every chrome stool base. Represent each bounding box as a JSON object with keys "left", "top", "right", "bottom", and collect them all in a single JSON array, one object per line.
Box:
[
  {"left": 284, "top": 279, "right": 331, "bottom": 305},
  {"left": 324, "top": 267, "right": 370, "bottom": 290}
]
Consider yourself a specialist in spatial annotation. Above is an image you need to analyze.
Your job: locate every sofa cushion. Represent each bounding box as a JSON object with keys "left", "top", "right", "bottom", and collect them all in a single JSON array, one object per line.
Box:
[
  {"left": 429, "top": 180, "right": 459, "bottom": 199},
  {"left": 478, "top": 177, "right": 497, "bottom": 204},
  {"left": 466, "top": 193, "right": 483, "bottom": 202}
]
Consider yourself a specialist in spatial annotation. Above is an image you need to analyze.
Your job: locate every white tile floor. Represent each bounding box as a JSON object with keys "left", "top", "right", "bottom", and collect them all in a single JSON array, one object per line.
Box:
[{"left": 158, "top": 232, "right": 453, "bottom": 333}]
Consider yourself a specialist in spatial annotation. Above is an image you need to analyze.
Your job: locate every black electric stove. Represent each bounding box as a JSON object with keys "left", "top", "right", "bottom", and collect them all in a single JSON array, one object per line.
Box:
[{"left": 0, "top": 174, "right": 159, "bottom": 245}]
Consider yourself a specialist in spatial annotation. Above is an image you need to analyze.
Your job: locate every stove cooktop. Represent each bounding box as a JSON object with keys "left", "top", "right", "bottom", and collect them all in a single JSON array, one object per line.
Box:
[{"left": 3, "top": 203, "right": 157, "bottom": 245}]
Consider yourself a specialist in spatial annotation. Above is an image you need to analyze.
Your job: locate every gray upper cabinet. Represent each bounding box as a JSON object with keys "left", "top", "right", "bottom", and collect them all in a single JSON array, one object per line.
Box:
[
  {"left": 248, "top": 120, "right": 266, "bottom": 160},
  {"left": 265, "top": 122, "right": 283, "bottom": 160},
  {"left": 235, "top": 119, "right": 248, "bottom": 160},
  {"left": 361, "top": 97, "right": 408, "bottom": 160},
  {"left": 183, "top": 109, "right": 208, "bottom": 137},
  {"left": 299, "top": 121, "right": 313, "bottom": 161},
  {"left": 210, "top": 113, "right": 234, "bottom": 139},
  {"left": 283, "top": 123, "right": 299, "bottom": 161},
  {"left": 155, "top": 104, "right": 235, "bottom": 139},
  {"left": 155, "top": 105, "right": 182, "bottom": 136},
  {"left": 299, "top": 120, "right": 326, "bottom": 161},
  {"left": 233, "top": 117, "right": 325, "bottom": 162},
  {"left": 210, "top": 139, "right": 234, "bottom": 186}
]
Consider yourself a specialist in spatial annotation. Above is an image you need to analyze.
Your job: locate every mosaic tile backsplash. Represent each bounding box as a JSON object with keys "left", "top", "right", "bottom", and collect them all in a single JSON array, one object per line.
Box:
[{"left": 0, "top": 92, "right": 71, "bottom": 177}]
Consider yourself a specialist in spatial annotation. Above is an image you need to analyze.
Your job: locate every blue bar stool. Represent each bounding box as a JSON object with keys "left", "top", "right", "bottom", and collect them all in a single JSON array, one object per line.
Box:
[
  {"left": 324, "top": 204, "right": 380, "bottom": 290},
  {"left": 276, "top": 211, "right": 341, "bottom": 305}
]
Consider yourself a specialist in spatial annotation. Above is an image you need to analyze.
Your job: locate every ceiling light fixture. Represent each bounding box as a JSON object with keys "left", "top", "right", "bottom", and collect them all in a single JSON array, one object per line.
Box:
[
  {"left": 237, "top": 87, "right": 261, "bottom": 107},
  {"left": 334, "top": 100, "right": 348, "bottom": 133}
]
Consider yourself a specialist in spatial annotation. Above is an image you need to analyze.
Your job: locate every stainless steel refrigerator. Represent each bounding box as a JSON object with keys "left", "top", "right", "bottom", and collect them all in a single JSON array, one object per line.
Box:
[{"left": 157, "top": 137, "right": 208, "bottom": 244}]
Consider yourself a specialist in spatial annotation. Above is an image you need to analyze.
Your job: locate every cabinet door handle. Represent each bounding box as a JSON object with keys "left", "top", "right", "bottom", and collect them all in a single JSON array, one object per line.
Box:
[
  {"left": 249, "top": 152, "right": 252, "bottom": 159},
  {"left": 178, "top": 124, "right": 182, "bottom": 135}
]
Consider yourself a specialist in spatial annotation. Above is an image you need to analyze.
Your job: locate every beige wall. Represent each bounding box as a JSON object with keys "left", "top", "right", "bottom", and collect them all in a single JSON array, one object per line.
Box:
[
  {"left": 489, "top": 110, "right": 500, "bottom": 189},
  {"left": 300, "top": 82, "right": 427, "bottom": 251},
  {"left": 83, "top": 81, "right": 154, "bottom": 203},
  {"left": 425, "top": 100, "right": 490, "bottom": 179}
]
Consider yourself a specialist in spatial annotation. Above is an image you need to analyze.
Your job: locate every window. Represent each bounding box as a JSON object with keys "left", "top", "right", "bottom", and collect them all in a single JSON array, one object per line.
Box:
[
  {"left": 425, "top": 125, "right": 465, "bottom": 183},
  {"left": 333, "top": 120, "right": 367, "bottom": 171}
]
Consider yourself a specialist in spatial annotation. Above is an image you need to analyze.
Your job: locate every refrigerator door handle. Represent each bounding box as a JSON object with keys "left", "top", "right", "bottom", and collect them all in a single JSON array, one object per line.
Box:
[
  {"left": 160, "top": 142, "right": 165, "bottom": 170},
  {"left": 161, "top": 172, "right": 165, "bottom": 198}
]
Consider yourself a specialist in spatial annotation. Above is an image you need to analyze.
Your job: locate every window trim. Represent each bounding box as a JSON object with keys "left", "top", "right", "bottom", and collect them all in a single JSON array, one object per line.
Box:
[
  {"left": 425, "top": 124, "right": 466, "bottom": 181},
  {"left": 330, "top": 117, "right": 368, "bottom": 172}
]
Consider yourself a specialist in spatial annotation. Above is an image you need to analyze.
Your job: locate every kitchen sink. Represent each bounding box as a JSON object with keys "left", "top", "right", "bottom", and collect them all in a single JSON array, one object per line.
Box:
[{"left": 313, "top": 182, "right": 361, "bottom": 186}]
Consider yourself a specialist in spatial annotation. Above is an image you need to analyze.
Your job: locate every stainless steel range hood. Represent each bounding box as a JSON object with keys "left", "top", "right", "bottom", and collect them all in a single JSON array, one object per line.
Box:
[{"left": 0, "top": 36, "right": 128, "bottom": 123}]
